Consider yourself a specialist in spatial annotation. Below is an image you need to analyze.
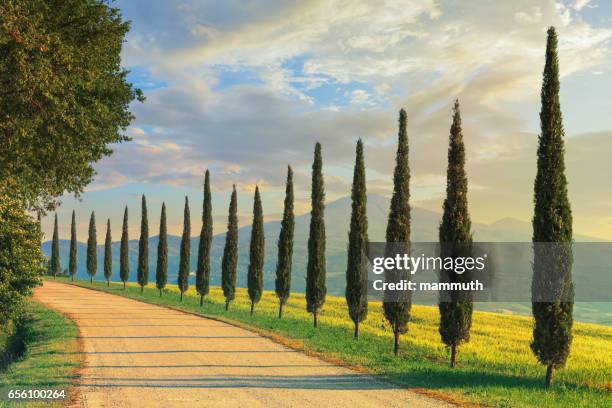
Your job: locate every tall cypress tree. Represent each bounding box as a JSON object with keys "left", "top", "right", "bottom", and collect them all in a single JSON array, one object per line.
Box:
[
  {"left": 275, "top": 166, "right": 295, "bottom": 319},
  {"left": 248, "top": 186, "right": 265, "bottom": 316},
  {"left": 196, "top": 170, "right": 213, "bottom": 306},
  {"left": 87, "top": 212, "right": 97, "bottom": 284},
  {"left": 346, "top": 139, "right": 368, "bottom": 339},
  {"left": 120, "top": 206, "right": 129, "bottom": 289},
  {"left": 306, "top": 142, "right": 326, "bottom": 328},
  {"left": 439, "top": 99, "right": 473, "bottom": 368},
  {"left": 531, "top": 26, "right": 574, "bottom": 388},
  {"left": 104, "top": 219, "right": 112, "bottom": 286},
  {"left": 69, "top": 210, "right": 77, "bottom": 281},
  {"left": 384, "top": 109, "right": 412, "bottom": 355},
  {"left": 222, "top": 186, "right": 238, "bottom": 310},
  {"left": 156, "top": 203, "right": 168, "bottom": 297},
  {"left": 137, "top": 195, "right": 149, "bottom": 293},
  {"left": 50, "top": 213, "right": 60, "bottom": 279},
  {"left": 178, "top": 196, "right": 191, "bottom": 301}
]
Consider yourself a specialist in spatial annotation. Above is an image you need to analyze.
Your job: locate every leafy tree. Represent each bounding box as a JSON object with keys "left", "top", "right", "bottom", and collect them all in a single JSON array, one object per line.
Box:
[
  {"left": 156, "top": 203, "right": 168, "bottom": 297},
  {"left": 0, "top": 190, "right": 43, "bottom": 327},
  {"left": 86, "top": 211, "right": 96, "bottom": 284},
  {"left": 531, "top": 27, "right": 574, "bottom": 388},
  {"left": 248, "top": 186, "right": 264, "bottom": 316},
  {"left": 222, "top": 186, "right": 238, "bottom": 310},
  {"left": 104, "top": 219, "right": 112, "bottom": 285},
  {"left": 306, "top": 142, "right": 326, "bottom": 328},
  {"left": 50, "top": 213, "right": 60, "bottom": 278},
  {"left": 177, "top": 196, "right": 191, "bottom": 301},
  {"left": 0, "top": 0, "right": 143, "bottom": 212},
  {"left": 384, "top": 109, "right": 412, "bottom": 355},
  {"left": 120, "top": 206, "right": 129, "bottom": 289},
  {"left": 346, "top": 139, "right": 368, "bottom": 339},
  {"left": 439, "top": 99, "right": 473, "bottom": 368},
  {"left": 69, "top": 210, "right": 77, "bottom": 281},
  {"left": 196, "top": 170, "right": 212, "bottom": 306},
  {"left": 137, "top": 195, "right": 148, "bottom": 293},
  {"left": 275, "top": 166, "right": 294, "bottom": 319}
]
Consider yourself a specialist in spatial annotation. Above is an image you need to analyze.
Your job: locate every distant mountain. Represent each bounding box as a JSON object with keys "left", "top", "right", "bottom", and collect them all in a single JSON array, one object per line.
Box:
[{"left": 42, "top": 194, "right": 606, "bottom": 296}]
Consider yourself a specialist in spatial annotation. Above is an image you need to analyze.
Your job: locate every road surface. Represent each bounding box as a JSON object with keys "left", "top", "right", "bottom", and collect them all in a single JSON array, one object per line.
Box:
[{"left": 34, "top": 281, "right": 453, "bottom": 408}]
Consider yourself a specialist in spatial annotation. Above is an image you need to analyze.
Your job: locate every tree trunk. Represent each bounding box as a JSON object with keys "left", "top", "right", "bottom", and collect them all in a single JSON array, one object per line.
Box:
[
  {"left": 53, "top": 274, "right": 56, "bottom": 280},
  {"left": 225, "top": 300, "right": 230, "bottom": 311},
  {"left": 250, "top": 302, "right": 254, "bottom": 317},
  {"left": 394, "top": 327, "right": 400, "bottom": 356},
  {"left": 71, "top": 275, "right": 74, "bottom": 282},
  {"left": 545, "top": 364, "right": 554, "bottom": 388},
  {"left": 354, "top": 321, "right": 359, "bottom": 339},
  {"left": 180, "top": 291, "right": 183, "bottom": 302},
  {"left": 123, "top": 281, "right": 126, "bottom": 290},
  {"left": 90, "top": 276, "right": 93, "bottom": 285},
  {"left": 200, "top": 294, "right": 204, "bottom": 306},
  {"left": 313, "top": 310, "right": 318, "bottom": 328},
  {"left": 278, "top": 302, "right": 283, "bottom": 319},
  {"left": 450, "top": 344, "right": 458, "bottom": 368},
  {"left": 141, "top": 286, "right": 144, "bottom": 294},
  {"left": 106, "top": 280, "right": 109, "bottom": 287},
  {"left": 159, "top": 289, "right": 162, "bottom": 297}
]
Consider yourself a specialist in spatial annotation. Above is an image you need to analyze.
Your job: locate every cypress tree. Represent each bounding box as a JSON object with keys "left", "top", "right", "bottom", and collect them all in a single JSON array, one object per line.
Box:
[
  {"left": 87, "top": 212, "right": 97, "bottom": 284},
  {"left": 196, "top": 170, "right": 213, "bottom": 306},
  {"left": 248, "top": 186, "right": 265, "bottom": 316},
  {"left": 275, "top": 166, "right": 295, "bottom": 319},
  {"left": 69, "top": 210, "right": 77, "bottom": 281},
  {"left": 222, "top": 186, "right": 238, "bottom": 310},
  {"left": 50, "top": 213, "right": 60, "bottom": 279},
  {"left": 178, "top": 196, "right": 191, "bottom": 301},
  {"left": 439, "top": 99, "right": 473, "bottom": 368},
  {"left": 156, "top": 203, "right": 168, "bottom": 297},
  {"left": 531, "top": 26, "right": 574, "bottom": 388},
  {"left": 120, "top": 206, "right": 129, "bottom": 289},
  {"left": 306, "top": 142, "right": 326, "bottom": 328},
  {"left": 346, "top": 139, "right": 368, "bottom": 339},
  {"left": 384, "top": 109, "right": 412, "bottom": 355},
  {"left": 137, "top": 195, "right": 149, "bottom": 293},
  {"left": 104, "top": 219, "right": 112, "bottom": 286}
]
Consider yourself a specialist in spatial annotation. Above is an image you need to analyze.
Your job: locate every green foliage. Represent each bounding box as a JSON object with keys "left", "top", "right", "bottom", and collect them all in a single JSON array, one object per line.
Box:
[
  {"left": 439, "top": 100, "right": 473, "bottom": 367},
  {"left": 346, "top": 139, "right": 368, "bottom": 338},
  {"left": 86, "top": 211, "right": 96, "bottom": 283},
  {"left": 306, "top": 142, "right": 326, "bottom": 326},
  {"left": 248, "top": 186, "right": 265, "bottom": 314},
  {"left": 531, "top": 27, "right": 574, "bottom": 386},
  {"left": 384, "top": 109, "right": 412, "bottom": 353},
  {"left": 119, "top": 206, "right": 129, "bottom": 286},
  {"left": 137, "top": 195, "right": 149, "bottom": 290},
  {"left": 196, "top": 170, "right": 212, "bottom": 304},
  {"left": 156, "top": 203, "right": 168, "bottom": 294},
  {"left": 69, "top": 210, "right": 77, "bottom": 279},
  {"left": 104, "top": 219, "right": 112, "bottom": 284},
  {"left": 0, "top": 192, "right": 42, "bottom": 327},
  {"left": 177, "top": 196, "right": 191, "bottom": 298},
  {"left": 275, "top": 166, "right": 294, "bottom": 317},
  {"left": 0, "top": 0, "right": 143, "bottom": 212},
  {"left": 222, "top": 186, "right": 238, "bottom": 309},
  {"left": 49, "top": 213, "right": 60, "bottom": 277}
]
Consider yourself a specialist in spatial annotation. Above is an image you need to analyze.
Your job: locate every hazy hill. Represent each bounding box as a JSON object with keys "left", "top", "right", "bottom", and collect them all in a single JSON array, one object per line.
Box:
[{"left": 42, "top": 193, "right": 605, "bottom": 296}]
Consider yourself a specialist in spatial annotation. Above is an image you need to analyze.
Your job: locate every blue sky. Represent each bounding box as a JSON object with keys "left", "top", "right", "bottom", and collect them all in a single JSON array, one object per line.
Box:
[{"left": 45, "top": 0, "right": 612, "bottom": 241}]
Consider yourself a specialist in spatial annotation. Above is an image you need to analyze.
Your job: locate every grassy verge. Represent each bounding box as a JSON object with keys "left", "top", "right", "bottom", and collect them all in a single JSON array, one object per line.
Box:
[
  {"left": 0, "top": 302, "right": 80, "bottom": 408},
  {"left": 60, "top": 277, "right": 611, "bottom": 408}
]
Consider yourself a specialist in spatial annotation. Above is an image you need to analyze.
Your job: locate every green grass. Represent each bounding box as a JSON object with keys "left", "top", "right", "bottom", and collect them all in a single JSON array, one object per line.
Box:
[
  {"left": 0, "top": 302, "right": 80, "bottom": 408},
  {"left": 61, "top": 277, "right": 611, "bottom": 408}
]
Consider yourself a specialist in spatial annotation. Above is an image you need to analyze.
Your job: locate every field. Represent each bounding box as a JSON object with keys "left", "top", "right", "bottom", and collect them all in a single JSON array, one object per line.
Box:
[
  {"left": 60, "top": 277, "right": 611, "bottom": 408},
  {"left": 0, "top": 302, "right": 80, "bottom": 408}
]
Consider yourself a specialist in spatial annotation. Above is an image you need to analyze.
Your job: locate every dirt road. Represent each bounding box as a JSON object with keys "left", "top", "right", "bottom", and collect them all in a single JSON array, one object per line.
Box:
[{"left": 34, "top": 281, "right": 453, "bottom": 408}]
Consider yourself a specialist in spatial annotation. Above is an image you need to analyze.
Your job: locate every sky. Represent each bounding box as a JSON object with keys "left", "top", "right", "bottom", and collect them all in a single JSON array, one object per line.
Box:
[{"left": 43, "top": 0, "right": 612, "bottom": 241}]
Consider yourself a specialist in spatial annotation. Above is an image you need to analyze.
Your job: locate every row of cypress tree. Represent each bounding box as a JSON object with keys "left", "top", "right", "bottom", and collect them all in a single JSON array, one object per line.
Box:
[{"left": 49, "top": 26, "right": 571, "bottom": 387}]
